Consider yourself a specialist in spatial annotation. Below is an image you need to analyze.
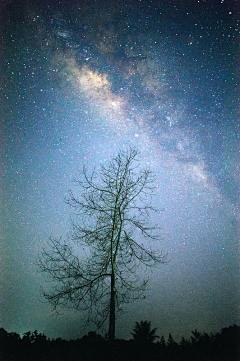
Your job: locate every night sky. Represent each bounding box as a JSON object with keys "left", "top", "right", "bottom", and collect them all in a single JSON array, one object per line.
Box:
[{"left": 1, "top": 0, "right": 239, "bottom": 341}]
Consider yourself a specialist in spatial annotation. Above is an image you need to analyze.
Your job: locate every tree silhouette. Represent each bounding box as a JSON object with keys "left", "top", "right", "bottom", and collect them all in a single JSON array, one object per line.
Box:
[
  {"left": 38, "top": 148, "right": 166, "bottom": 341},
  {"left": 131, "top": 320, "right": 159, "bottom": 345}
]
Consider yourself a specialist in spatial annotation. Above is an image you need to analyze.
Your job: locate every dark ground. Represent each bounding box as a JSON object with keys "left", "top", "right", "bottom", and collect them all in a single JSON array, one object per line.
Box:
[{"left": 0, "top": 324, "right": 239, "bottom": 361}]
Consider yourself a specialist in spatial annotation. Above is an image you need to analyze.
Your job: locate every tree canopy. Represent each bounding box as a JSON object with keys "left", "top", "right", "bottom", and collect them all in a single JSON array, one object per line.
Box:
[
  {"left": 38, "top": 148, "right": 167, "bottom": 340},
  {"left": 131, "top": 320, "right": 159, "bottom": 345}
]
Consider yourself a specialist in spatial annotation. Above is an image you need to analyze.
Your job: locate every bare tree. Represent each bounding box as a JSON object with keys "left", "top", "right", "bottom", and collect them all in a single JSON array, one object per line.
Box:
[{"left": 38, "top": 148, "right": 167, "bottom": 341}]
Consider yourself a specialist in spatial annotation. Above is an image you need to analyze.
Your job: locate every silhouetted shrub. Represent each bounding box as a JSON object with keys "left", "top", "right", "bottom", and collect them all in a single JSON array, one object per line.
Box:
[{"left": 0, "top": 324, "right": 239, "bottom": 361}]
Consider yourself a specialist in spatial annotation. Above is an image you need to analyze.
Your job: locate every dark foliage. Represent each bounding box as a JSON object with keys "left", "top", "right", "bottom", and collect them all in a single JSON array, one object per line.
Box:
[
  {"left": 0, "top": 324, "right": 239, "bottom": 361},
  {"left": 131, "top": 320, "right": 159, "bottom": 345}
]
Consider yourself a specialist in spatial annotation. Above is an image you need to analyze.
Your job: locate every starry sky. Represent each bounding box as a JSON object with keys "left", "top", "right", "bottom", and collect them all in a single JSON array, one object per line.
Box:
[{"left": 1, "top": 0, "right": 239, "bottom": 341}]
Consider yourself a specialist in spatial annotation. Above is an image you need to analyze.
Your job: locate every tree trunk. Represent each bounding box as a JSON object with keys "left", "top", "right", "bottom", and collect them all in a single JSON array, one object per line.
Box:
[{"left": 108, "top": 272, "right": 116, "bottom": 341}]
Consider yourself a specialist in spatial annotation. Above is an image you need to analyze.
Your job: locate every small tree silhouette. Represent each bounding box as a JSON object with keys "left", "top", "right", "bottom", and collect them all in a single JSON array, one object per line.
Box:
[{"left": 131, "top": 320, "right": 159, "bottom": 345}]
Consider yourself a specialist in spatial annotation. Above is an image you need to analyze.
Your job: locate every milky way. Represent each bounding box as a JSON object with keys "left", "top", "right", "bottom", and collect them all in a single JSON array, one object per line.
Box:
[{"left": 1, "top": 0, "right": 239, "bottom": 341}]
